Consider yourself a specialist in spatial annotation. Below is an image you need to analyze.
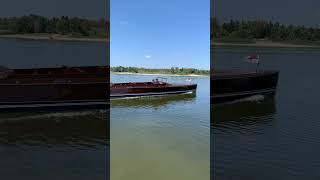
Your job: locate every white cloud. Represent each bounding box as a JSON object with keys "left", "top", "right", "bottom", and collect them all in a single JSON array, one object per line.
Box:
[{"left": 144, "top": 55, "right": 152, "bottom": 59}]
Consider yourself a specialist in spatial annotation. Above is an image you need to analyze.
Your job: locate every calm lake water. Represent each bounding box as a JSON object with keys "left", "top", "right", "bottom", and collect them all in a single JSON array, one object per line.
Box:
[
  {"left": 212, "top": 47, "right": 320, "bottom": 180},
  {"left": 0, "top": 38, "right": 108, "bottom": 68},
  {"left": 0, "top": 38, "right": 109, "bottom": 180},
  {"left": 111, "top": 74, "right": 210, "bottom": 180}
]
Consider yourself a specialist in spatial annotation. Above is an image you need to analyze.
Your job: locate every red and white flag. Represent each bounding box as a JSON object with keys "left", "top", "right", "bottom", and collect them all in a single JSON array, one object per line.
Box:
[{"left": 244, "top": 54, "right": 260, "bottom": 64}]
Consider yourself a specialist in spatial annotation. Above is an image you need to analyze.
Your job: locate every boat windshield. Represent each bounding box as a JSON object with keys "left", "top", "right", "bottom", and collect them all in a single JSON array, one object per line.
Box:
[{"left": 153, "top": 77, "right": 167, "bottom": 83}]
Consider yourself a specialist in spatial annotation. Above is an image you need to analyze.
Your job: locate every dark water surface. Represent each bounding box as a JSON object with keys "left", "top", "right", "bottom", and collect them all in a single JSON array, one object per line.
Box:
[
  {"left": 0, "top": 39, "right": 109, "bottom": 179},
  {"left": 111, "top": 74, "right": 210, "bottom": 180},
  {"left": 0, "top": 38, "right": 108, "bottom": 68},
  {"left": 212, "top": 47, "right": 320, "bottom": 180}
]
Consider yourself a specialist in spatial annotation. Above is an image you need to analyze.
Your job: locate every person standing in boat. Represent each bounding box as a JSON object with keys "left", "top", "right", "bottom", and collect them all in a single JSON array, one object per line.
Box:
[
  {"left": 186, "top": 78, "right": 192, "bottom": 84},
  {"left": 153, "top": 78, "right": 159, "bottom": 84}
]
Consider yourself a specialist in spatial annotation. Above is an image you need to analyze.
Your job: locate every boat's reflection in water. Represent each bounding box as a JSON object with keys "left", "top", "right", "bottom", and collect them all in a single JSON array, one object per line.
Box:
[
  {"left": 211, "top": 95, "right": 277, "bottom": 180},
  {"left": 211, "top": 95, "right": 276, "bottom": 128},
  {"left": 111, "top": 93, "right": 196, "bottom": 108},
  {"left": 0, "top": 109, "right": 110, "bottom": 148},
  {"left": 0, "top": 109, "right": 110, "bottom": 180}
]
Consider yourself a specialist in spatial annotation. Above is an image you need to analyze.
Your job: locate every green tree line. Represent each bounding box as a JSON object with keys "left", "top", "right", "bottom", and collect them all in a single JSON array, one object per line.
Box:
[
  {"left": 211, "top": 18, "right": 320, "bottom": 43},
  {"left": 111, "top": 66, "right": 209, "bottom": 76},
  {"left": 0, "top": 14, "right": 109, "bottom": 38}
]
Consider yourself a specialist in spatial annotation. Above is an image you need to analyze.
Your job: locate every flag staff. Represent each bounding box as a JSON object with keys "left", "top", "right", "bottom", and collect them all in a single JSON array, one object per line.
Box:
[{"left": 256, "top": 51, "right": 261, "bottom": 73}]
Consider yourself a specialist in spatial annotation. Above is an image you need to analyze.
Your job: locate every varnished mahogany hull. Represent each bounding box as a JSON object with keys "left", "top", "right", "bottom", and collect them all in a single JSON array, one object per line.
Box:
[{"left": 211, "top": 71, "right": 279, "bottom": 104}]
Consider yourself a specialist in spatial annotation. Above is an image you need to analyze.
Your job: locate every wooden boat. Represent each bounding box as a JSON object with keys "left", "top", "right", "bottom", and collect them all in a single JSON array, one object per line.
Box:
[
  {"left": 110, "top": 77, "right": 197, "bottom": 99},
  {"left": 211, "top": 71, "right": 279, "bottom": 104},
  {"left": 0, "top": 66, "right": 109, "bottom": 111}
]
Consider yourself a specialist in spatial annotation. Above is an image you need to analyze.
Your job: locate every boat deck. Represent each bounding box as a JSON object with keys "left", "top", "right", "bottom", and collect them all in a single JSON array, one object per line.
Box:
[{"left": 111, "top": 82, "right": 171, "bottom": 88}]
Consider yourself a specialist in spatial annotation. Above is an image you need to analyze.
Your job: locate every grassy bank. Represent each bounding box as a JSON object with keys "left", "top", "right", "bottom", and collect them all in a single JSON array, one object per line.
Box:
[
  {"left": 211, "top": 40, "right": 320, "bottom": 48},
  {"left": 111, "top": 66, "right": 209, "bottom": 76},
  {"left": 111, "top": 72, "right": 208, "bottom": 77},
  {"left": 0, "top": 33, "right": 108, "bottom": 42}
]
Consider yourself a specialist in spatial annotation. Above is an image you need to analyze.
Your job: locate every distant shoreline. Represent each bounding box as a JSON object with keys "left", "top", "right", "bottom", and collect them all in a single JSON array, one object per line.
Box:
[
  {"left": 0, "top": 34, "right": 108, "bottom": 43},
  {"left": 211, "top": 41, "right": 320, "bottom": 48},
  {"left": 111, "top": 72, "right": 209, "bottom": 77}
]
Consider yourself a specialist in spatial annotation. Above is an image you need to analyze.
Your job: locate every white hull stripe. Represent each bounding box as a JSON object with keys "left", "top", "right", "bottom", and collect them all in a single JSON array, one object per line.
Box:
[
  {"left": 112, "top": 92, "right": 194, "bottom": 100},
  {"left": 211, "top": 88, "right": 276, "bottom": 98},
  {"left": 0, "top": 82, "right": 108, "bottom": 86},
  {"left": 0, "top": 101, "right": 109, "bottom": 109},
  {"left": 0, "top": 99, "right": 108, "bottom": 105},
  {"left": 111, "top": 90, "right": 195, "bottom": 98}
]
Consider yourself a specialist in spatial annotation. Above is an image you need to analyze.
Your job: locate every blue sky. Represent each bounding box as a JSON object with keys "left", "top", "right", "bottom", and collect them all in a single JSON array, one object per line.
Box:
[{"left": 111, "top": 0, "right": 210, "bottom": 70}]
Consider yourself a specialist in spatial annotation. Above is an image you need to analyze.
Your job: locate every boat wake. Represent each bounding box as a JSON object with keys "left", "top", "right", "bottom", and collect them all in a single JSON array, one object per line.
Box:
[
  {"left": 225, "top": 95, "right": 266, "bottom": 104},
  {"left": 0, "top": 109, "right": 109, "bottom": 121}
]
